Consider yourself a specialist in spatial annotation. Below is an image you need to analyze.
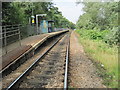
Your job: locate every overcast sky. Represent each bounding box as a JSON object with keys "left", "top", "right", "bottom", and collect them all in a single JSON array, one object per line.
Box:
[{"left": 52, "top": 0, "right": 84, "bottom": 24}]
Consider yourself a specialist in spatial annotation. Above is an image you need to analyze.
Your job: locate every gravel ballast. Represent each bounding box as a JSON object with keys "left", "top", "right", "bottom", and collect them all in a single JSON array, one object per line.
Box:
[{"left": 68, "top": 31, "right": 106, "bottom": 88}]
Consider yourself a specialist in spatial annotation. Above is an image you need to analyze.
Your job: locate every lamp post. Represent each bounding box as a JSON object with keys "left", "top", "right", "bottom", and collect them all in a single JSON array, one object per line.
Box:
[
  {"left": 36, "top": 14, "right": 47, "bottom": 35},
  {"left": 31, "top": 2, "right": 35, "bottom": 24}
]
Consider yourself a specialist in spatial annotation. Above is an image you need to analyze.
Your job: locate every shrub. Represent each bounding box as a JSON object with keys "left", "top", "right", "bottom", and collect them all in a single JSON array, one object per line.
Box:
[
  {"left": 104, "top": 27, "right": 119, "bottom": 45},
  {"left": 76, "top": 27, "right": 119, "bottom": 46}
]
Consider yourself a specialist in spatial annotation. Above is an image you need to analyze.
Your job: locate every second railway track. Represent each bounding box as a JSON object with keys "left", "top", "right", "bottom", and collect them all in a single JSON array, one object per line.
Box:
[{"left": 5, "top": 32, "right": 70, "bottom": 89}]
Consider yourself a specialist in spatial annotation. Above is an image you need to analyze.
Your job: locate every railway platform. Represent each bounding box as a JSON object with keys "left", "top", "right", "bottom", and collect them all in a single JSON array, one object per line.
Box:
[{"left": 1, "top": 30, "right": 68, "bottom": 71}]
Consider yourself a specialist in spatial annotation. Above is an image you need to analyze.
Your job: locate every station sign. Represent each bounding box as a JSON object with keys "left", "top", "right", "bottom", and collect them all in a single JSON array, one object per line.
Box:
[{"left": 31, "top": 16, "right": 35, "bottom": 24}]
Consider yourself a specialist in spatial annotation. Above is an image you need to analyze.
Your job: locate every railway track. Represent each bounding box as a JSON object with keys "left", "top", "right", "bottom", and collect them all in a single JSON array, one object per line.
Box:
[{"left": 4, "top": 32, "right": 70, "bottom": 89}]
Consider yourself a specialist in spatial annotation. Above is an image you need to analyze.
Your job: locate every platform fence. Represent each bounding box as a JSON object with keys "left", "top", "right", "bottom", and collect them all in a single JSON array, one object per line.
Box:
[
  {"left": 0, "top": 24, "right": 68, "bottom": 56},
  {"left": 0, "top": 24, "right": 37, "bottom": 56}
]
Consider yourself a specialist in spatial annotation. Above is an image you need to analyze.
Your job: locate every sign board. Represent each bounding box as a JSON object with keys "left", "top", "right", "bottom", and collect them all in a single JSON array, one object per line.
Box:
[{"left": 32, "top": 19, "right": 35, "bottom": 23}]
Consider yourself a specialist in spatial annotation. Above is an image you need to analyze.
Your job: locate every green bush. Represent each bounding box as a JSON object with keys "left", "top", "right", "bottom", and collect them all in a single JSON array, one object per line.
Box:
[
  {"left": 76, "top": 29, "right": 106, "bottom": 40},
  {"left": 76, "top": 28, "right": 119, "bottom": 46},
  {"left": 103, "top": 27, "right": 119, "bottom": 45}
]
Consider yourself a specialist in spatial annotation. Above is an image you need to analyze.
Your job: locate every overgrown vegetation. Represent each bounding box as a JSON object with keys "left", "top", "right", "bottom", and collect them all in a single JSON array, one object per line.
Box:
[
  {"left": 76, "top": 28, "right": 119, "bottom": 46},
  {"left": 76, "top": 2, "right": 119, "bottom": 88},
  {"left": 76, "top": 2, "right": 119, "bottom": 45},
  {"left": 2, "top": 2, "right": 75, "bottom": 29},
  {"left": 76, "top": 30, "right": 118, "bottom": 88}
]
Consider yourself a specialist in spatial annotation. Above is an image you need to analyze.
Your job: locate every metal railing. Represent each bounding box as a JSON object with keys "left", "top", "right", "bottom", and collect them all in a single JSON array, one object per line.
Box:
[
  {"left": 1, "top": 25, "right": 21, "bottom": 54},
  {"left": 0, "top": 24, "right": 38, "bottom": 56},
  {"left": 0, "top": 24, "right": 66, "bottom": 55}
]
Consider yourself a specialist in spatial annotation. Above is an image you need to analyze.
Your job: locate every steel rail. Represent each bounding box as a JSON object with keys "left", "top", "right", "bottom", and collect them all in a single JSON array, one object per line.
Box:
[
  {"left": 64, "top": 35, "right": 70, "bottom": 90},
  {"left": 6, "top": 36, "right": 64, "bottom": 90}
]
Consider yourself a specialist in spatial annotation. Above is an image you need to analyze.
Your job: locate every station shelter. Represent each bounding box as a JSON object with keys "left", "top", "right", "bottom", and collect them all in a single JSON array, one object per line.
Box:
[
  {"left": 48, "top": 20, "right": 54, "bottom": 33},
  {"left": 40, "top": 20, "right": 54, "bottom": 33},
  {"left": 40, "top": 20, "right": 48, "bottom": 33}
]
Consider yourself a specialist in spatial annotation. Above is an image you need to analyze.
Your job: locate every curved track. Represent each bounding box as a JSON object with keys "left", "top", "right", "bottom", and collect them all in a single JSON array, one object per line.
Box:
[{"left": 5, "top": 33, "right": 70, "bottom": 89}]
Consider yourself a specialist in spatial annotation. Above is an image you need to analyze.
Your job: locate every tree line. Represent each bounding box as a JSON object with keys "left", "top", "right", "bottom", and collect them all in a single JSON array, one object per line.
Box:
[
  {"left": 76, "top": 2, "right": 119, "bottom": 45},
  {"left": 2, "top": 2, "right": 75, "bottom": 29}
]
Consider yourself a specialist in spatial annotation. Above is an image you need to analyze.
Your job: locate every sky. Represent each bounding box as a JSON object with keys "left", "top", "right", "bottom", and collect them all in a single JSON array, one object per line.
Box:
[{"left": 52, "top": 0, "right": 84, "bottom": 24}]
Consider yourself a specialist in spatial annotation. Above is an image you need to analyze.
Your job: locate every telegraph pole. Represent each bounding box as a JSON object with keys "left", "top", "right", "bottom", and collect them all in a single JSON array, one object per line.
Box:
[
  {"left": 32, "top": 2, "right": 33, "bottom": 16},
  {"left": 31, "top": 2, "right": 35, "bottom": 24}
]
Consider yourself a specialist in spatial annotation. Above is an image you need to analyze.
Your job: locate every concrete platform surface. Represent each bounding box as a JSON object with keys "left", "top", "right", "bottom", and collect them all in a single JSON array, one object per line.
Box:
[
  {"left": 1, "top": 45, "right": 32, "bottom": 70},
  {"left": 0, "top": 31, "right": 67, "bottom": 70}
]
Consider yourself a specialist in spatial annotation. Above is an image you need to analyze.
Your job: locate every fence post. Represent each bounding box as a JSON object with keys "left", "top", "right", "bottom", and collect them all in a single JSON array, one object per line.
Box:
[
  {"left": 18, "top": 24, "right": 21, "bottom": 46},
  {"left": 4, "top": 26, "right": 7, "bottom": 54}
]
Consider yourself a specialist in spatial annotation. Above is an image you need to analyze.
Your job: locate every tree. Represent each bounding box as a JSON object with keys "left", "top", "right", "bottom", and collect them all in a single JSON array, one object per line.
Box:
[
  {"left": 76, "top": 2, "right": 118, "bottom": 30},
  {"left": 2, "top": 2, "right": 75, "bottom": 29},
  {"left": 76, "top": 2, "right": 119, "bottom": 45}
]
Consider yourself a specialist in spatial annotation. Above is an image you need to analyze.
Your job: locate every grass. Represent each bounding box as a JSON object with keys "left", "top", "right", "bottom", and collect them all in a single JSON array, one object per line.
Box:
[{"left": 75, "top": 30, "right": 118, "bottom": 88}]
